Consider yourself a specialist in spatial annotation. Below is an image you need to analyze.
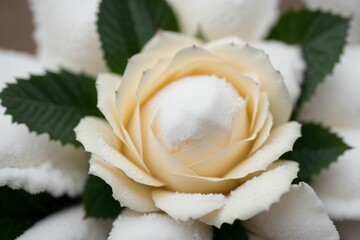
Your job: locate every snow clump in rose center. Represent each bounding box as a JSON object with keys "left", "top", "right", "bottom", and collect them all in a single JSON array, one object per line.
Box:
[{"left": 149, "top": 75, "right": 245, "bottom": 152}]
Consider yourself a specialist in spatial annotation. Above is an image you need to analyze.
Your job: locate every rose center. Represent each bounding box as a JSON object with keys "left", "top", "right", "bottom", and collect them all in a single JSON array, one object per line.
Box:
[{"left": 149, "top": 75, "right": 245, "bottom": 151}]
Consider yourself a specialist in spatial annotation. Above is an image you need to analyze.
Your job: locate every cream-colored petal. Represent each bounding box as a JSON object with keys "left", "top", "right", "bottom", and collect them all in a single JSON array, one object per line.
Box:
[
  {"left": 116, "top": 51, "right": 161, "bottom": 127},
  {"left": 253, "top": 41, "right": 305, "bottom": 104},
  {"left": 75, "top": 117, "right": 163, "bottom": 187},
  {"left": 143, "top": 31, "right": 203, "bottom": 56},
  {"left": 108, "top": 209, "right": 212, "bottom": 240},
  {"left": 249, "top": 92, "right": 269, "bottom": 134},
  {"left": 139, "top": 46, "right": 221, "bottom": 103},
  {"left": 250, "top": 113, "right": 273, "bottom": 154},
  {"left": 152, "top": 190, "right": 226, "bottom": 221},
  {"left": 96, "top": 73, "right": 124, "bottom": 141},
  {"left": 89, "top": 156, "right": 158, "bottom": 212},
  {"left": 225, "top": 122, "right": 301, "bottom": 179},
  {"left": 311, "top": 128, "right": 360, "bottom": 220},
  {"left": 189, "top": 139, "right": 252, "bottom": 177},
  {"left": 166, "top": 0, "right": 279, "bottom": 41},
  {"left": 206, "top": 39, "right": 292, "bottom": 126},
  {"left": 164, "top": 173, "right": 238, "bottom": 194},
  {"left": 97, "top": 73, "right": 145, "bottom": 169},
  {"left": 201, "top": 161, "right": 298, "bottom": 228},
  {"left": 244, "top": 183, "right": 339, "bottom": 240}
]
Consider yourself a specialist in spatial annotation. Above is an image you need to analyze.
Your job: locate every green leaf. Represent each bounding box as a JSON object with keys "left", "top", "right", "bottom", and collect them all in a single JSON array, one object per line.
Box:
[
  {"left": 0, "top": 70, "right": 102, "bottom": 147},
  {"left": 83, "top": 175, "right": 123, "bottom": 219},
  {"left": 268, "top": 9, "right": 349, "bottom": 116},
  {"left": 213, "top": 221, "right": 249, "bottom": 240},
  {"left": 97, "top": 0, "right": 179, "bottom": 74},
  {"left": 283, "top": 123, "right": 349, "bottom": 182},
  {"left": 0, "top": 187, "right": 78, "bottom": 240}
]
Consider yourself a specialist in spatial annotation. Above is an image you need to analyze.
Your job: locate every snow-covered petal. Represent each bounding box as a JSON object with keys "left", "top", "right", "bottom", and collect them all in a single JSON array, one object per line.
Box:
[
  {"left": 335, "top": 220, "right": 360, "bottom": 240},
  {"left": 0, "top": 50, "right": 88, "bottom": 197},
  {"left": 300, "top": 46, "right": 360, "bottom": 128},
  {"left": 96, "top": 73, "right": 124, "bottom": 142},
  {"left": 75, "top": 117, "right": 163, "bottom": 187},
  {"left": 96, "top": 73, "right": 146, "bottom": 171},
  {"left": 311, "top": 128, "right": 360, "bottom": 220},
  {"left": 108, "top": 209, "right": 212, "bottom": 240},
  {"left": 304, "top": 0, "right": 360, "bottom": 43},
  {"left": 201, "top": 161, "right": 299, "bottom": 227},
  {"left": 166, "top": 0, "right": 279, "bottom": 41},
  {"left": 244, "top": 183, "right": 339, "bottom": 240},
  {"left": 225, "top": 122, "right": 301, "bottom": 179},
  {"left": 0, "top": 159, "right": 87, "bottom": 197},
  {"left": 17, "top": 205, "right": 111, "bottom": 240},
  {"left": 152, "top": 190, "right": 226, "bottom": 221},
  {"left": 89, "top": 156, "right": 158, "bottom": 212},
  {"left": 205, "top": 39, "right": 292, "bottom": 126},
  {"left": 29, "top": 0, "right": 106, "bottom": 75},
  {"left": 253, "top": 41, "right": 305, "bottom": 103}
]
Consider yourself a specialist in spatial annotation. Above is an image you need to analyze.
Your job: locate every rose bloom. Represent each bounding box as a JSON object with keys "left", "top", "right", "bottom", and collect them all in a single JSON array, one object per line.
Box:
[{"left": 75, "top": 31, "right": 301, "bottom": 227}]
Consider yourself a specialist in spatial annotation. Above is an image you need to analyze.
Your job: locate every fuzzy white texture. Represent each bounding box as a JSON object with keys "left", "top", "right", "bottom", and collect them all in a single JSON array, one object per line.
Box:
[
  {"left": 300, "top": 46, "right": 360, "bottom": 128},
  {"left": 166, "top": 0, "right": 279, "bottom": 41},
  {"left": 244, "top": 183, "right": 339, "bottom": 240},
  {"left": 253, "top": 41, "right": 305, "bottom": 104},
  {"left": 149, "top": 75, "right": 244, "bottom": 151},
  {"left": 108, "top": 209, "right": 212, "bottom": 240},
  {"left": 0, "top": 50, "right": 88, "bottom": 197},
  {"left": 304, "top": 0, "right": 360, "bottom": 43},
  {"left": 17, "top": 205, "right": 112, "bottom": 240},
  {"left": 311, "top": 128, "right": 360, "bottom": 220},
  {"left": 29, "top": 0, "right": 107, "bottom": 76}
]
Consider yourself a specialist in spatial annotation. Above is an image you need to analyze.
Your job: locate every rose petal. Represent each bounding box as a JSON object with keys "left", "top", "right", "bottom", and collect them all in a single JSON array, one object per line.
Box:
[
  {"left": 304, "top": 0, "right": 360, "bottom": 43},
  {"left": 205, "top": 39, "right": 292, "bottom": 126},
  {"left": 311, "top": 128, "right": 360, "bottom": 220},
  {"left": 225, "top": 122, "right": 301, "bottom": 179},
  {"left": 29, "top": 0, "right": 106, "bottom": 75},
  {"left": 244, "top": 183, "right": 339, "bottom": 240},
  {"left": 75, "top": 117, "right": 163, "bottom": 187},
  {"left": 166, "top": 0, "right": 279, "bottom": 41},
  {"left": 201, "top": 160, "right": 299, "bottom": 227},
  {"left": 164, "top": 173, "right": 238, "bottom": 194},
  {"left": 152, "top": 190, "right": 226, "bottom": 221},
  {"left": 97, "top": 73, "right": 147, "bottom": 171},
  {"left": 143, "top": 31, "right": 203, "bottom": 56},
  {"left": 300, "top": 46, "right": 360, "bottom": 128},
  {"left": 17, "top": 205, "right": 111, "bottom": 240},
  {"left": 188, "top": 139, "right": 252, "bottom": 177},
  {"left": 253, "top": 41, "right": 305, "bottom": 104},
  {"left": 89, "top": 156, "right": 158, "bottom": 212},
  {"left": 96, "top": 73, "right": 124, "bottom": 142},
  {"left": 108, "top": 209, "right": 212, "bottom": 240},
  {"left": 250, "top": 113, "right": 273, "bottom": 154}
]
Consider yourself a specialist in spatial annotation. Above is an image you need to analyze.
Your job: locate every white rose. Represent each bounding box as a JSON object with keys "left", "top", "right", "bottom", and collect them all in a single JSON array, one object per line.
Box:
[
  {"left": 166, "top": 0, "right": 279, "bottom": 41},
  {"left": 75, "top": 31, "right": 302, "bottom": 227}
]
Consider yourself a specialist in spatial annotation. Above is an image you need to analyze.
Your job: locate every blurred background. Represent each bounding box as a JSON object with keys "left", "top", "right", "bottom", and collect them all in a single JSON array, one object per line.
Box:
[{"left": 0, "top": 0, "right": 302, "bottom": 54}]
